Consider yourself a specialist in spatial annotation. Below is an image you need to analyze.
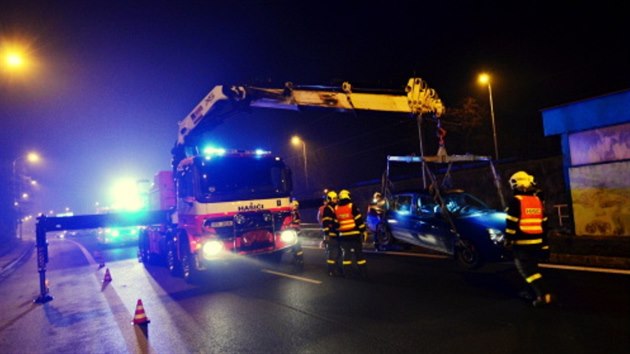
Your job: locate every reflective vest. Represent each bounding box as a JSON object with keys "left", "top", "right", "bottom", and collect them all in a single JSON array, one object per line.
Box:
[
  {"left": 516, "top": 195, "right": 543, "bottom": 234},
  {"left": 335, "top": 203, "right": 360, "bottom": 236}
]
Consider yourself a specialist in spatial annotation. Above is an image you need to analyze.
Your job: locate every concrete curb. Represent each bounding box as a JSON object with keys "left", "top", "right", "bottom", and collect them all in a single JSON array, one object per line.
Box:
[{"left": 0, "top": 241, "right": 35, "bottom": 280}]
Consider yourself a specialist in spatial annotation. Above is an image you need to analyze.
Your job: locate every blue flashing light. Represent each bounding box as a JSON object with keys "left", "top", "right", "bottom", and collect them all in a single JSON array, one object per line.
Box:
[
  {"left": 202, "top": 146, "right": 227, "bottom": 157},
  {"left": 254, "top": 149, "right": 268, "bottom": 156}
]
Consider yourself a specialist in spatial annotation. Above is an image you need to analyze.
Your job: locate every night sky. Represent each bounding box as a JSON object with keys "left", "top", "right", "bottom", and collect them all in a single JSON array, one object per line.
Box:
[{"left": 1, "top": 1, "right": 628, "bottom": 217}]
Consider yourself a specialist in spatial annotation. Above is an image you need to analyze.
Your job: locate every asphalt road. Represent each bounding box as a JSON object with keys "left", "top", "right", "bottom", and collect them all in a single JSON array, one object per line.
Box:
[{"left": 0, "top": 233, "right": 629, "bottom": 353}]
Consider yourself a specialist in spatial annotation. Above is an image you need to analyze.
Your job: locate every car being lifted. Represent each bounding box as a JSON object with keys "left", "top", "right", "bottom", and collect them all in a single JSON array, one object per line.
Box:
[{"left": 375, "top": 189, "right": 509, "bottom": 269}]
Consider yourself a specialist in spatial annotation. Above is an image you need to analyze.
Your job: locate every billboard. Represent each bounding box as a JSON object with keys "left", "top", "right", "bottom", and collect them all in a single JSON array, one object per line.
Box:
[{"left": 569, "top": 161, "right": 630, "bottom": 236}]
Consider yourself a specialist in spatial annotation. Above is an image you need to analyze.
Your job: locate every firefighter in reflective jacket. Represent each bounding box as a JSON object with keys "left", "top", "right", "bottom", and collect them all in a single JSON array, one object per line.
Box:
[
  {"left": 334, "top": 189, "right": 368, "bottom": 278},
  {"left": 505, "top": 171, "right": 553, "bottom": 307},
  {"left": 321, "top": 191, "right": 342, "bottom": 276}
]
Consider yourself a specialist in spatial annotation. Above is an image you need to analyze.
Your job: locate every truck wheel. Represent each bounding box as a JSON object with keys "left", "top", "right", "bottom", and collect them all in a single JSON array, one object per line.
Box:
[
  {"left": 181, "top": 250, "right": 199, "bottom": 284},
  {"left": 292, "top": 251, "right": 304, "bottom": 272},
  {"left": 262, "top": 251, "right": 284, "bottom": 264},
  {"left": 456, "top": 239, "right": 484, "bottom": 270},
  {"left": 138, "top": 230, "right": 152, "bottom": 265},
  {"left": 166, "top": 240, "right": 180, "bottom": 276}
]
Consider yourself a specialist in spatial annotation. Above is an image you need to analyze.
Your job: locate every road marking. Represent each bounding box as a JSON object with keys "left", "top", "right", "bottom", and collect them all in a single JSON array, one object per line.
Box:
[
  {"left": 302, "top": 244, "right": 448, "bottom": 259},
  {"left": 540, "top": 263, "right": 630, "bottom": 275},
  {"left": 66, "top": 239, "right": 158, "bottom": 353},
  {"left": 305, "top": 242, "right": 630, "bottom": 274},
  {"left": 261, "top": 269, "right": 322, "bottom": 284}
]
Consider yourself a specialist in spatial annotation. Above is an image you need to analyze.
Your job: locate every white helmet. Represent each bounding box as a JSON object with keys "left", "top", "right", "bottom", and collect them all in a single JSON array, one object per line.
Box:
[{"left": 509, "top": 171, "right": 535, "bottom": 190}]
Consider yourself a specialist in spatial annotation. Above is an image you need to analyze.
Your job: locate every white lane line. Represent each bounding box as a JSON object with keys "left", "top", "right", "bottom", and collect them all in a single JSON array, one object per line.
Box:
[
  {"left": 540, "top": 263, "right": 630, "bottom": 275},
  {"left": 304, "top": 243, "right": 630, "bottom": 275},
  {"left": 261, "top": 269, "right": 322, "bottom": 284},
  {"left": 301, "top": 245, "right": 448, "bottom": 259}
]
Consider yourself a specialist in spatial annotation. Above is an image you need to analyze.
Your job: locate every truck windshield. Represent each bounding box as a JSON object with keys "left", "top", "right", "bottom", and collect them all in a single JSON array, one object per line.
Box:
[{"left": 195, "top": 156, "right": 292, "bottom": 202}]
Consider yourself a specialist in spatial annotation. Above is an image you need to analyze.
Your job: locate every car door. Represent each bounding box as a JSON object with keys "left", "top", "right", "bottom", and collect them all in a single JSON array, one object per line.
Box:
[
  {"left": 409, "top": 194, "right": 453, "bottom": 254},
  {"left": 386, "top": 194, "right": 418, "bottom": 246}
]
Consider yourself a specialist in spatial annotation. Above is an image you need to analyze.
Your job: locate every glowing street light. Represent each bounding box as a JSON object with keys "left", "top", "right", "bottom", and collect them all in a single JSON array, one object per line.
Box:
[
  {"left": 12, "top": 151, "right": 42, "bottom": 239},
  {"left": 291, "top": 135, "right": 309, "bottom": 191},
  {"left": 478, "top": 73, "right": 499, "bottom": 160}
]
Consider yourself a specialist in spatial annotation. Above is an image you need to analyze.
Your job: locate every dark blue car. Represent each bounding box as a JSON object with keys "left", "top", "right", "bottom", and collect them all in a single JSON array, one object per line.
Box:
[{"left": 374, "top": 190, "right": 509, "bottom": 269}]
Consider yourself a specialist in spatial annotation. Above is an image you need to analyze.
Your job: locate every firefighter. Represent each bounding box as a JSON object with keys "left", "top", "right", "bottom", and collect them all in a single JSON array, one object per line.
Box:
[
  {"left": 505, "top": 171, "right": 553, "bottom": 307},
  {"left": 334, "top": 189, "right": 368, "bottom": 278},
  {"left": 290, "top": 200, "right": 301, "bottom": 229},
  {"left": 321, "top": 191, "right": 342, "bottom": 276},
  {"left": 367, "top": 191, "right": 386, "bottom": 248}
]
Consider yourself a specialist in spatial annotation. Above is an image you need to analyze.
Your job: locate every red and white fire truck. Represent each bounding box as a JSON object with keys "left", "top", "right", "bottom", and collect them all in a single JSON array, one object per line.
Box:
[{"left": 137, "top": 78, "right": 444, "bottom": 283}]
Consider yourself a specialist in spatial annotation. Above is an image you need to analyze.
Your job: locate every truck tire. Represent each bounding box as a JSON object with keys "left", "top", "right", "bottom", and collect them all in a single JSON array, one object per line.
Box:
[
  {"left": 137, "top": 231, "right": 149, "bottom": 264},
  {"left": 181, "top": 249, "right": 200, "bottom": 284},
  {"left": 166, "top": 240, "right": 181, "bottom": 276}
]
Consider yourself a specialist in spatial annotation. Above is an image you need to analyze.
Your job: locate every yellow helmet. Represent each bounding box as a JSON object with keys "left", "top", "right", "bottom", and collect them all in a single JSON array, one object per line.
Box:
[
  {"left": 339, "top": 189, "right": 351, "bottom": 200},
  {"left": 509, "top": 171, "right": 535, "bottom": 190},
  {"left": 326, "top": 191, "right": 338, "bottom": 202},
  {"left": 291, "top": 200, "right": 299, "bottom": 208}
]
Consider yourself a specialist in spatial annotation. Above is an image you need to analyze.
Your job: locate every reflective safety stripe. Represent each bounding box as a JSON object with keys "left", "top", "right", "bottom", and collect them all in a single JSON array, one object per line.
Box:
[
  {"left": 357, "top": 259, "right": 367, "bottom": 265},
  {"left": 526, "top": 273, "right": 542, "bottom": 283},
  {"left": 516, "top": 195, "right": 544, "bottom": 234},
  {"left": 295, "top": 251, "right": 304, "bottom": 256},
  {"left": 506, "top": 215, "right": 519, "bottom": 222},
  {"left": 514, "top": 238, "right": 543, "bottom": 245},
  {"left": 326, "top": 259, "right": 336, "bottom": 264},
  {"left": 342, "top": 260, "right": 352, "bottom": 265},
  {"left": 541, "top": 245, "right": 549, "bottom": 250},
  {"left": 506, "top": 228, "right": 516, "bottom": 234}
]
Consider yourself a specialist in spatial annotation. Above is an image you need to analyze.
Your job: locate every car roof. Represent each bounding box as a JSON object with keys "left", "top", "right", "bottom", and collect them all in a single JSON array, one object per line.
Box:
[{"left": 391, "top": 188, "right": 465, "bottom": 196}]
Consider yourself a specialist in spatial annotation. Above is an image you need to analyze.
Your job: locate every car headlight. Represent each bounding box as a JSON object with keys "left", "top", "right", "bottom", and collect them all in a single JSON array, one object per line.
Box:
[
  {"left": 280, "top": 229, "right": 298, "bottom": 244},
  {"left": 487, "top": 228, "right": 505, "bottom": 244},
  {"left": 201, "top": 240, "right": 225, "bottom": 259}
]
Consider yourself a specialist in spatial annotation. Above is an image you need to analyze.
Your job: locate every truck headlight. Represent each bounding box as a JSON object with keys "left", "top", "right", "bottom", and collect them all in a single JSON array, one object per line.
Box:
[
  {"left": 487, "top": 228, "right": 504, "bottom": 244},
  {"left": 201, "top": 240, "right": 224, "bottom": 259},
  {"left": 280, "top": 229, "right": 298, "bottom": 244}
]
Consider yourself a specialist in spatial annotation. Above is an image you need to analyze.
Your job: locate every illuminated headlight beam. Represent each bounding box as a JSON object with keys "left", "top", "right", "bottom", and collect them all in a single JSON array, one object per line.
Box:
[
  {"left": 280, "top": 229, "right": 298, "bottom": 244},
  {"left": 201, "top": 240, "right": 225, "bottom": 259}
]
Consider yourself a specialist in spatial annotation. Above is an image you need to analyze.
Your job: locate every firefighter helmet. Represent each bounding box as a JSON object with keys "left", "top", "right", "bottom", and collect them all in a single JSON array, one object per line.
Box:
[
  {"left": 291, "top": 200, "right": 299, "bottom": 208},
  {"left": 339, "top": 189, "right": 351, "bottom": 200},
  {"left": 509, "top": 171, "right": 535, "bottom": 190},
  {"left": 326, "top": 191, "right": 338, "bottom": 202}
]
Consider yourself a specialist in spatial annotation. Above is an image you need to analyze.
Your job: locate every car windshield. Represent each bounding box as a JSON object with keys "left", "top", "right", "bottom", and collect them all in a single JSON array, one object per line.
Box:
[{"left": 441, "top": 192, "right": 491, "bottom": 216}]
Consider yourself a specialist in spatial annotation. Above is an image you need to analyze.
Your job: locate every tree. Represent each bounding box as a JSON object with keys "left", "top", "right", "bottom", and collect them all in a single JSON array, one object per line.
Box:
[{"left": 440, "top": 97, "right": 493, "bottom": 155}]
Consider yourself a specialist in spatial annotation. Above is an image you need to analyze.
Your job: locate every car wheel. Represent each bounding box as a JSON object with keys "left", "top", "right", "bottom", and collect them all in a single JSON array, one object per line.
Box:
[
  {"left": 375, "top": 222, "right": 393, "bottom": 251},
  {"left": 456, "top": 239, "right": 484, "bottom": 270},
  {"left": 166, "top": 240, "right": 180, "bottom": 276}
]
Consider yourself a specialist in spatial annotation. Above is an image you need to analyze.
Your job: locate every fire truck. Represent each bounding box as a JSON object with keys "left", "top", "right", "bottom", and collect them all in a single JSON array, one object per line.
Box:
[{"left": 137, "top": 78, "right": 445, "bottom": 283}]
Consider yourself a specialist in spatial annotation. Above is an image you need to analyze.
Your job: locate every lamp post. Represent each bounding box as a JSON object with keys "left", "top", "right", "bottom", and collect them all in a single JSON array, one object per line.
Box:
[
  {"left": 478, "top": 73, "right": 499, "bottom": 160},
  {"left": 12, "top": 152, "right": 40, "bottom": 239},
  {"left": 291, "top": 135, "right": 309, "bottom": 191}
]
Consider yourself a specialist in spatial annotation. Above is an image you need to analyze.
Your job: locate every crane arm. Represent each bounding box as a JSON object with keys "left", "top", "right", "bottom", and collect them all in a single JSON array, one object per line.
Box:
[{"left": 175, "top": 77, "right": 444, "bottom": 148}]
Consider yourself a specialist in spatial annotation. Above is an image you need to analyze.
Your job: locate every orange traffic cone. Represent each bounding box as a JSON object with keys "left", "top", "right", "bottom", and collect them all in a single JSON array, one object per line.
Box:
[
  {"left": 103, "top": 268, "right": 112, "bottom": 283},
  {"left": 132, "top": 299, "right": 150, "bottom": 325}
]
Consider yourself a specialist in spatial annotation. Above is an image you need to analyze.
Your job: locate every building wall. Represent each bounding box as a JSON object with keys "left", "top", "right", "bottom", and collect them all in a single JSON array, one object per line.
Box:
[{"left": 542, "top": 90, "right": 630, "bottom": 237}]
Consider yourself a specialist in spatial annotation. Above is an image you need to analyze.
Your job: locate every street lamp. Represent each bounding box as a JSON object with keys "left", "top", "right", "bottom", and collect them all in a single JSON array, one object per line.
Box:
[
  {"left": 12, "top": 151, "right": 41, "bottom": 239},
  {"left": 478, "top": 73, "right": 499, "bottom": 160},
  {"left": 290, "top": 135, "right": 309, "bottom": 191}
]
